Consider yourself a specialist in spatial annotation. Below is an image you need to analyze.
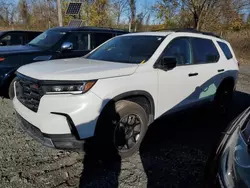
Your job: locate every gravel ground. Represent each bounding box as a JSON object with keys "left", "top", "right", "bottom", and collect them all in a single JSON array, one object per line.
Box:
[{"left": 0, "top": 66, "right": 250, "bottom": 188}]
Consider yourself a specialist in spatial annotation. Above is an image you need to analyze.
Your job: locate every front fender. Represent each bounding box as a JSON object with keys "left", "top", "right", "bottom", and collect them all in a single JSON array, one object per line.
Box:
[{"left": 0, "top": 67, "right": 17, "bottom": 88}]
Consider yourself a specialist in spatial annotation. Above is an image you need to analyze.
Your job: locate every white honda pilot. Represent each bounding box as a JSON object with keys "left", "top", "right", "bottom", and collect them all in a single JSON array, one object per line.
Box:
[{"left": 13, "top": 30, "right": 239, "bottom": 158}]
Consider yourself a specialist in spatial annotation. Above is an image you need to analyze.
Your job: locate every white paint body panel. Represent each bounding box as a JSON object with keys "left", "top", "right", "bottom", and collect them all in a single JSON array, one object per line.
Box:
[
  {"left": 14, "top": 32, "right": 239, "bottom": 140},
  {"left": 13, "top": 91, "right": 103, "bottom": 138},
  {"left": 17, "top": 58, "right": 139, "bottom": 80}
]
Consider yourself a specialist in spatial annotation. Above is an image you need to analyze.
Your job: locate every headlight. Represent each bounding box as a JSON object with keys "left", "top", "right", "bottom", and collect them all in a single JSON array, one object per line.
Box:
[
  {"left": 219, "top": 108, "right": 250, "bottom": 188},
  {"left": 42, "top": 80, "right": 96, "bottom": 94}
]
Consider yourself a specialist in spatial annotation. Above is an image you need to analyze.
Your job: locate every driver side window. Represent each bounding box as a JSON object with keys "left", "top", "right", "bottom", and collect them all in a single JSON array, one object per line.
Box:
[
  {"left": 65, "top": 32, "right": 89, "bottom": 51},
  {"left": 161, "top": 37, "right": 192, "bottom": 65}
]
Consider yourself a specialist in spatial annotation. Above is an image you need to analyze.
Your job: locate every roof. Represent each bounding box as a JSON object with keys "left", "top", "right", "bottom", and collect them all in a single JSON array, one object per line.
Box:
[
  {"left": 48, "top": 26, "right": 128, "bottom": 34},
  {"left": 123, "top": 31, "right": 173, "bottom": 37},
  {"left": 1, "top": 30, "right": 42, "bottom": 33}
]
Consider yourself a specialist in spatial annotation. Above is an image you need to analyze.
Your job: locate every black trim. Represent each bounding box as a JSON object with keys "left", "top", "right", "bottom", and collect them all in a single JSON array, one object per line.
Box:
[
  {"left": 48, "top": 26, "right": 128, "bottom": 34},
  {"left": 50, "top": 112, "right": 80, "bottom": 140},
  {"left": 150, "top": 28, "right": 221, "bottom": 38},
  {"left": 16, "top": 72, "right": 96, "bottom": 84},
  {"left": 112, "top": 90, "right": 155, "bottom": 123},
  {"left": 175, "top": 28, "right": 221, "bottom": 38},
  {"left": 16, "top": 112, "right": 85, "bottom": 150},
  {"left": 218, "top": 69, "right": 225, "bottom": 73},
  {"left": 188, "top": 73, "right": 198, "bottom": 77}
]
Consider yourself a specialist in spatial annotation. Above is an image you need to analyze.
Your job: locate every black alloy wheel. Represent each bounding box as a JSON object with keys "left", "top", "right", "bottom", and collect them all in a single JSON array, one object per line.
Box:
[{"left": 114, "top": 113, "right": 142, "bottom": 152}]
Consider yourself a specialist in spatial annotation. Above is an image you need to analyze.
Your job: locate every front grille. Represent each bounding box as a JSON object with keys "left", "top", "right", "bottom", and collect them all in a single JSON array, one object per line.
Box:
[{"left": 16, "top": 75, "right": 44, "bottom": 112}]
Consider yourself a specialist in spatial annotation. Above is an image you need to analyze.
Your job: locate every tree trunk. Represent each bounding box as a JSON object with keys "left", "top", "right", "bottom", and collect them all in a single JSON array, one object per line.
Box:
[
  {"left": 117, "top": 12, "right": 120, "bottom": 26},
  {"left": 193, "top": 12, "right": 199, "bottom": 29}
]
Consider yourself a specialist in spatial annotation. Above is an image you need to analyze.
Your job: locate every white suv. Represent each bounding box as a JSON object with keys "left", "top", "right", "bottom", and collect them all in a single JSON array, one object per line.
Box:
[{"left": 13, "top": 30, "right": 239, "bottom": 158}]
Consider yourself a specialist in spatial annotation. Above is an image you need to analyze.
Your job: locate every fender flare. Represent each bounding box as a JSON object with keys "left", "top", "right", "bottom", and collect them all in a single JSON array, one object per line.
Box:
[{"left": 111, "top": 90, "right": 155, "bottom": 120}]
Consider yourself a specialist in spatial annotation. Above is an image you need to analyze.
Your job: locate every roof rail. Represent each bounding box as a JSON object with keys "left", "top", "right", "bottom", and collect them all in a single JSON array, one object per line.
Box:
[
  {"left": 150, "top": 28, "right": 221, "bottom": 38},
  {"left": 174, "top": 28, "right": 221, "bottom": 38}
]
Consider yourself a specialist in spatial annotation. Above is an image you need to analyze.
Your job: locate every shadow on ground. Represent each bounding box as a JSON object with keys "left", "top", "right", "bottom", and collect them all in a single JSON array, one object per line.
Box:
[{"left": 78, "top": 91, "right": 250, "bottom": 188}]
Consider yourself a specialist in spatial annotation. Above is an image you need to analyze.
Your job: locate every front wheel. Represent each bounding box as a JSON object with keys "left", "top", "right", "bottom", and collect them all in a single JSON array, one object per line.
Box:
[
  {"left": 8, "top": 78, "right": 17, "bottom": 100},
  {"left": 95, "top": 100, "right": 149, "bottom": 159}
]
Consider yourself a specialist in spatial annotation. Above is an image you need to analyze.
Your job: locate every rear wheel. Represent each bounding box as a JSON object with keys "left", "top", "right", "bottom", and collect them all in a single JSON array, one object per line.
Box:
[
  {"left": 95, "top": 100, "right": 148, "bottom": 159},
  {"left": 214, "top": 82, "right": 234, "bottom": 114}
]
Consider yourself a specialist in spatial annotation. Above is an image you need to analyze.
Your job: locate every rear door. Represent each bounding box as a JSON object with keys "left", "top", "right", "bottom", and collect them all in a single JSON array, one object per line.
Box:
[{"left": 189, "top": 37, "right": 222, "bottom": 103}]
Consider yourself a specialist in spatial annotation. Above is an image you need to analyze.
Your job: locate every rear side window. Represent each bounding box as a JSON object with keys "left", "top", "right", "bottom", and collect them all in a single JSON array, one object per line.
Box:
[
  {"left": 217, "top": 41, "right": 233, "bottom": 60},
  {"left": 91, "top": 33, "right": 113, "bottom": 49},
  {"left": 0, "top": 33, "right": 25, "bottom": 45},
  {"left": 27, "top": 32, "right": 41, "bottom": 43},
  {"left": 191, "top": 38, "right": 220, "bottom": 64}
]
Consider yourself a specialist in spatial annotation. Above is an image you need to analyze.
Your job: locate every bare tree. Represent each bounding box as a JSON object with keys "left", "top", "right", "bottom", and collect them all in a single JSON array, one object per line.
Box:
[
  {"left": 128, "top": 0, "right": 136, "bottom": 31},
  {"left": 180, "top": 0, "right": 220, "bottom": 30},
  {"left": 112, "top": 0, "right": 129, "bottom": 26},
  {"left": 0, "top": 0, "right": 16, "bottom": 25},
  {"left": 18, "top": 0, "right": 30, "bottom": 25}
]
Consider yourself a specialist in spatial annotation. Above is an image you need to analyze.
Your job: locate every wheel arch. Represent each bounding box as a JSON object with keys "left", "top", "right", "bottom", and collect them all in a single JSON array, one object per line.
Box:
[
  {"left": 0, "top": 68, "right": 17, "bottom": 97},
  {"left": 218, "top": 76, "right": 235, "bottom": 90},
  {"left": 111, "top": 90, "right": 155, "bottom": 123},
  {"left": 94, "top": 90, "right": 155, "bottom": 136}
]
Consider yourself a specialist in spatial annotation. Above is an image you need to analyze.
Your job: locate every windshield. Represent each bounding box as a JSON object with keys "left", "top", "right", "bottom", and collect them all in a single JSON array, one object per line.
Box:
[
  {"left": 86, "top": 35, "right": 165, "bottom": 64},
  {"left": 28, "top": 30, "right": 66, "bottom": 48}
]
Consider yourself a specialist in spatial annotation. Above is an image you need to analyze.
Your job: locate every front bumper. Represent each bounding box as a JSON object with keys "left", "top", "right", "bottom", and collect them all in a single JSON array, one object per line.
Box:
[
  {"left": 16, "top": 112, "right": 85, "bottom": 149},
  {"left": 13, "top": 89, "right": 105, "bottom": 140}
]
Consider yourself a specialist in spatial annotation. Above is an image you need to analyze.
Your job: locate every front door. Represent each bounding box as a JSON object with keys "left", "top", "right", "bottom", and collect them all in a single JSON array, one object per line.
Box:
[
  {"left": 60, "top": 32, "right": 91, "bottom": 59},
  {"left": 157, "top": 37, "right": 200, "bottom": 116}
]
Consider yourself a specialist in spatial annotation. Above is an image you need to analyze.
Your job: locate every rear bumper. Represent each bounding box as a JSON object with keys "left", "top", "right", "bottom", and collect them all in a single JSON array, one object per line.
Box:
[{"left": 16, "top": 112, "right": 85, "bottom": 150}]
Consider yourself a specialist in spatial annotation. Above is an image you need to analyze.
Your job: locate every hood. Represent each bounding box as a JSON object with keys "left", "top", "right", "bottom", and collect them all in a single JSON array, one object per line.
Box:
[
  {"left": 0, "top": 45, "right": 42, "bottom": 55},
  {"left": 17, "top": 58, "right": 139, "bottom": 80}
]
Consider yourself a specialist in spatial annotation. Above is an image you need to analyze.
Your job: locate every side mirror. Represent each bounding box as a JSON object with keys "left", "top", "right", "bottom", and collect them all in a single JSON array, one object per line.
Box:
[
  {"left": 61, "top": 42, "right": 73, "bottom": 52},
  {"left": 160, "top": 56, "right": 177, "bottom": 70},
  {"left": 0, "top": 41, "right": 7, "bottom": 46}
]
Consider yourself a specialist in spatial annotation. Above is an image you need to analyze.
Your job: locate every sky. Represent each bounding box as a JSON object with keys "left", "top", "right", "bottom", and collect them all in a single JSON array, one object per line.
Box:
[{"left": 10, "top": 0, "right": 158, "bottom": 23}]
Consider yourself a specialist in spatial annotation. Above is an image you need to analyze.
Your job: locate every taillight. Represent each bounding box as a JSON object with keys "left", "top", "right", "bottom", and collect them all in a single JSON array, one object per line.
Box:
[{"left": 0, "top": 57, "right": 5, "bottom": 62}]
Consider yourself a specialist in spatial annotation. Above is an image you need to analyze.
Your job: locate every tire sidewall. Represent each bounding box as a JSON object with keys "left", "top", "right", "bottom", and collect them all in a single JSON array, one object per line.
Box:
[
  {"left": 115, "top": 101, "right": 148, "bottom": 158},
  {"left": 8, "top": 78, "right": 16, "bottom": 100}
]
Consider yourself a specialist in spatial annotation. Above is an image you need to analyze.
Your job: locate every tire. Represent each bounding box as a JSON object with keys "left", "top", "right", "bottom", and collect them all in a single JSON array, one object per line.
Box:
[
  {"left": 214, "top": 82, "right": 234, "bottom": 114},
  {"left": 94, "top": 100, "right": 149, "bottom": 159},
  {"left": 8, "top": 78, "right": 16, "bottom": 100}
]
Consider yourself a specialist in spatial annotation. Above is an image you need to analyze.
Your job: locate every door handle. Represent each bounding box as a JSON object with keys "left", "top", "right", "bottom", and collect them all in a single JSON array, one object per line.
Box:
[
  {"left": 218, "top": 69, "right": 225, "bottom": 72},
  {"left": 188, "top": 73, "right": 198, "bottom": 77}
]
